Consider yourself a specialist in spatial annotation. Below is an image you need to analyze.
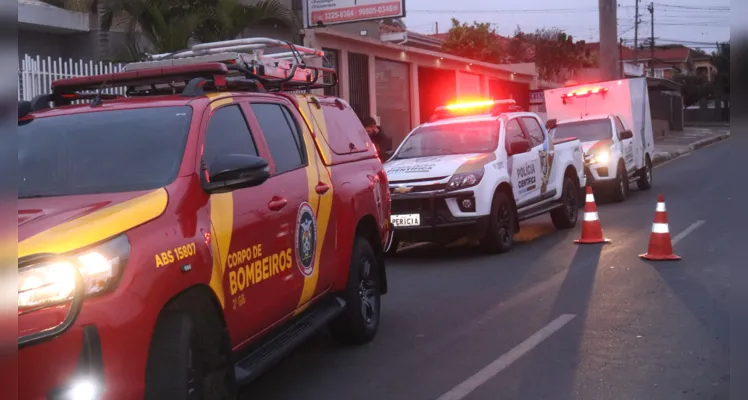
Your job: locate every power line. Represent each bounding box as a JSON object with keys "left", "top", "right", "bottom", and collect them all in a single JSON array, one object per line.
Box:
[{"left": 653, "top": 3, "right": 729, "bottom": 10}]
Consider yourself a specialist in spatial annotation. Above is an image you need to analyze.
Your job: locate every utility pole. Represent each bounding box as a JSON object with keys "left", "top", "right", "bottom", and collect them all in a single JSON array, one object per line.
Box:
[
  {"left": 620, "top": 38, "right": 624, "bottom": 77},
  {"left": 634, "top": 0, "right": 640, "bottom": 62},
  {"left": 599, "top": 0, "right": 620, "bottom": 80},
  {"left": 648, "top": 2, "right": 654, "bottom": 76}
]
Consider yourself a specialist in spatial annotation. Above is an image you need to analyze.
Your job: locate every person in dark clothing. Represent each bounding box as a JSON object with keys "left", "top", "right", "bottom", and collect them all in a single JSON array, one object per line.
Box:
[{"left": 361, "top": 116, "right": 392, "bottom": 159}]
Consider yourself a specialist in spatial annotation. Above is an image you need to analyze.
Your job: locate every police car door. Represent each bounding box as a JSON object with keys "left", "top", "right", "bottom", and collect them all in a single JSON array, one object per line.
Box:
[
  {"left": 506, "top": 118, "right": 541, "bottom": 205},
  {"left": 614, "top": 115, "right": 635, "bottom": 173}
]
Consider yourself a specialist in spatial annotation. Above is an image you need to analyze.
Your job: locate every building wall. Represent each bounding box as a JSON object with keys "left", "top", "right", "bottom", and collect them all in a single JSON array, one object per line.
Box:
[{"left": 306, "top": 30, "right": 533, "bottom": 137}]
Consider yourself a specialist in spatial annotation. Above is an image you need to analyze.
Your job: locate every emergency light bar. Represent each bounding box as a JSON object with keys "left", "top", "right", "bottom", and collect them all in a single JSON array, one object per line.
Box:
[
  {"left": 430, "top": 99, "right": 521, "bottom": 122},
  {"left": 561, "top": 87, "right": 608, "bottom": 99}
]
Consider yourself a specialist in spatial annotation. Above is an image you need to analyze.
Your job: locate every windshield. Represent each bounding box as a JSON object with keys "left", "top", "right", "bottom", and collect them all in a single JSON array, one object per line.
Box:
[
  {"left": 394, "top": 121, "right": 500, "bottom": 159},
  {"left": 19, "top": 106, "right": 193, "bottom": 198},
  {"left": 551, "top": 119, "right": 612, "bottom": 143}
]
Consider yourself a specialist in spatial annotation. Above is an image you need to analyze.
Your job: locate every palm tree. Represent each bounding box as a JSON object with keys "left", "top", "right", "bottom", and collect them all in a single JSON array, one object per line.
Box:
[{"left": 104, "top": 0, "right": 294, "bottom": 60}]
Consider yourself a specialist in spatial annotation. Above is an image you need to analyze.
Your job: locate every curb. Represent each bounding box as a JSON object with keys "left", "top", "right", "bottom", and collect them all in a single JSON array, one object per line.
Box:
[{"left": 652, "top": 132, "right": 730, "bottom": 166}]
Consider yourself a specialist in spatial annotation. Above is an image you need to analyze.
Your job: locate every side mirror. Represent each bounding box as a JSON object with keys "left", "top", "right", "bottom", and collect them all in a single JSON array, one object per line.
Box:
[
  {"left": 204, "top": 154, "right": 270, "bottom": 193},
  {"left": 508, "top": 140, "right": 531, "bottom": 156},
  {"left": 619, "top": 130, "right": 634, "bottom": 140},
  {"left": 545, "top": 118, "right": 557, "bottom": 130}
]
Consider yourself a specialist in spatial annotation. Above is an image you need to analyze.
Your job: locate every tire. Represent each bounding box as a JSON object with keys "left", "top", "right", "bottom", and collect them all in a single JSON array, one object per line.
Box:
[
  {"left": 329, "top": 237, "right": 381, "bottom": 345},
  {"left": 637, "top": 156, "right": 653, "bottom": 190},
  {"left": 551, "top": 176, "right": 579, "bottom": 229},
  {"left": 610, "top": 162, "right": 629, "bottom": 203},
  {"left": 480, "top": 191, "right": 516, "bottom": 254},
  {"left": 144, "top": 294, "right": 236, "bottom": 400}
]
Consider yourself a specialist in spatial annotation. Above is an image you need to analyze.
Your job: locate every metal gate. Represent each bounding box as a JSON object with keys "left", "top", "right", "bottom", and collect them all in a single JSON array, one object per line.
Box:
[
  {"left": 375, "top": 58, "right": 410, "bottom": 147},
  {"left": 347, "top": 52, "right": 370, "bottom": 119}
]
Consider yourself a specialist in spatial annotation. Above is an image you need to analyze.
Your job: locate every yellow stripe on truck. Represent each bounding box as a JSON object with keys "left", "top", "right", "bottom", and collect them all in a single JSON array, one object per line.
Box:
[
  {"left": 18, "top": 188, "right": 168, "bottom": 258},
  {"left": 295, "top": 106, "right": 334, "bottom": 314},
  {"left": 209, "top": 192, "right": 234, "bottom": 309}
]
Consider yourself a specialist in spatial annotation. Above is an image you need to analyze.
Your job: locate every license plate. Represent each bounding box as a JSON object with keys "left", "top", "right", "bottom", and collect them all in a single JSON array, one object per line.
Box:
[{"left": 391, "top": 214, "right": 420, "bottom": 227}]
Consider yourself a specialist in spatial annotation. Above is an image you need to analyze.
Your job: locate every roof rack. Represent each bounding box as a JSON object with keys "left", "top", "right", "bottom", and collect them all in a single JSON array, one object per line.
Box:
[{"left": 19, "top": 37, "right": 337, "bottom": 118}]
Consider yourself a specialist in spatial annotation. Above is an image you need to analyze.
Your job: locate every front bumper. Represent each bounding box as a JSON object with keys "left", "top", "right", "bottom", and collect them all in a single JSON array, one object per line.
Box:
[
  {"left": 18, "top": 289, "right": 152, "bottom": 400},
  {"left": 585, "top": 164, "right": 618, "bottom": 186},
  {"left": 390, "top": 190, "right": 490, "bottom": 243}
]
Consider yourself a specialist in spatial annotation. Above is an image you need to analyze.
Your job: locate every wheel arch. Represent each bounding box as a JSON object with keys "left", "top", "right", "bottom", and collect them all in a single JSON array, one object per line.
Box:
[
  {"left": 157, "top": 284, "right": 228, "bottom": 330},
  {"left": 354, "top": 214, "right": 388, "bottom": 294},
  {"left": 493, "top": 181, "right": 519, "bottom": 233}
]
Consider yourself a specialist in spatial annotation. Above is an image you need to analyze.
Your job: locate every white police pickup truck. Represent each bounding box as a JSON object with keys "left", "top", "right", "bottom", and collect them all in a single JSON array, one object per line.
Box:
[{"left": 384, "top": 99, "right": 587, "bottom": 254}]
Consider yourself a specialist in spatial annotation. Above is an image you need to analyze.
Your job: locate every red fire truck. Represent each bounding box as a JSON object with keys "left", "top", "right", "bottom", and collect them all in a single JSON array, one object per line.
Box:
[{"left": 18, "top": 38, "right": 391, "bottom": 400}]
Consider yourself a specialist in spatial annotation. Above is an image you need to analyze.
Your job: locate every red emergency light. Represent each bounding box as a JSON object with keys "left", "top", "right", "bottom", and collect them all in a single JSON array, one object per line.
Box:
[
  {"left": 561, "top": 87, "right": 608, "bottom": 99},
  {"left": 431, "top": 99, "right": 520, "bottom": 122}
]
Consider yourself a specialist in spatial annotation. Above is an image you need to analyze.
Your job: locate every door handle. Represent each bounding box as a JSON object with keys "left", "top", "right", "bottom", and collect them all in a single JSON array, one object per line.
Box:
[
  {"left": 268, "top": 197, "right": 288, "bottom": 211},
  {"left": 315, "top": 182, "right": 330, "bottom": 195}
]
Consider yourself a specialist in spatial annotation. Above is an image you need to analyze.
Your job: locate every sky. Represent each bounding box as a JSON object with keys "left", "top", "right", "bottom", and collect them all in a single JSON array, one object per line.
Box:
[{"left": 402, "top": 0, "right": 730, "bottom": 52}]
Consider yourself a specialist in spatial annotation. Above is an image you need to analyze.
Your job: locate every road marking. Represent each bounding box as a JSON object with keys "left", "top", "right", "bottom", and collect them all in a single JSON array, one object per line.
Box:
[
  {"left": 672, "top": 220, "right": 706, "bottom": 245},
  {"left": 435, "top": 314, "right": 576, "bottom": 400}
]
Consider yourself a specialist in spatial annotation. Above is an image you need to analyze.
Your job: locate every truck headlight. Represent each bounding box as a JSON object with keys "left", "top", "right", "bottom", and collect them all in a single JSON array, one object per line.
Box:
[
  {"left": 586, "top": 150, "right": 610, "bottom": 165},
  {"left": 18, "top": 234, "right": 130, "bottom": 311},
  {"left": 446, "top": 169, "right": 484, "bottom": 191}
]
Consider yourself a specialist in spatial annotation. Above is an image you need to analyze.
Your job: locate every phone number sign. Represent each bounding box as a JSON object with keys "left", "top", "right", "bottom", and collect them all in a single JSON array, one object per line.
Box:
[{"left": 307, "top": 0, "right": 404, "bottom": 26}]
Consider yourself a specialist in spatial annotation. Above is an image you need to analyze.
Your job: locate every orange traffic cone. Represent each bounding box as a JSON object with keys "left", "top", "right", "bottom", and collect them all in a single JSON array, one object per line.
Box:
[
  {"left": 640, "top": 194, "right": 681, "bottom": 261},
  {"left": 574, "top": 186, "right": 611, "bottom": 244}
]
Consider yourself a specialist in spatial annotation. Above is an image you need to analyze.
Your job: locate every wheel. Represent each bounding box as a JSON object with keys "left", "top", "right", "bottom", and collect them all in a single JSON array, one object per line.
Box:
[
  {"left": 480, "top": 191, "right": 516, "bottom": 254},
  {"left": 144, "top": 294, "right": 236, "bottom": 400},
  {"left": 551, "top": 176, "right": 579, "bottom": 229},
  {"left": 637, "top": 157, "right": 653, "bottom": 190},
  {"left": 610, "top": 163, "right": 629, "bottom": 203},
  {"left": 329, "top": 237, "right": 381, "bottom": 345}
]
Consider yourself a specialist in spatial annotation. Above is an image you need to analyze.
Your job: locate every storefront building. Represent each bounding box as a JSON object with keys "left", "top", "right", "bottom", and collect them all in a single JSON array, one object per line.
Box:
[{"left": 304, "top": 28, "right": 538, "bottom": 147}]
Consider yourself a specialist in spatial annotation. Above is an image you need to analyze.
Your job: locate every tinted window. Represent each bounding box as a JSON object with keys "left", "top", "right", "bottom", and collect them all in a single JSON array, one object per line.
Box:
[
  {"left": 319, "top": 102, "right": 370, "bottom": 155},
  {"left": 552, "top": 119, "right": 612, "bottom": 143},
  {"left": 393, "top": 121, "right": 500, "bottom": 159},
  {"left": 251, "top": 103, "right": 306, "bottom": 174},
  {"left": 203, "top": 105, "right": 258, "bottom": 166},
  {"left": 18, "top": 106, "right": 192, "bottom": 198},
  {"left": 505, "top": 119, "right": 528, "bottom": 145},
  {"left": 522, "top": 117, "right": 545, "bottom": 147}
]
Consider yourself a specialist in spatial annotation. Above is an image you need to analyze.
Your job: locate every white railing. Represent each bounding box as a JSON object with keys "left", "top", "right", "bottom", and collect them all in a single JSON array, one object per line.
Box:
[{"left": 18, "top": 55, "right": 126, "bottom": 101}]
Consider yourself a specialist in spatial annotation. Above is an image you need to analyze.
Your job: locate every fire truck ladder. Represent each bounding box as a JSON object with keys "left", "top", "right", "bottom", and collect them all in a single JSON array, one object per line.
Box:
[{"left": 19, "top": 37, "right": 338, "bottom": 116}]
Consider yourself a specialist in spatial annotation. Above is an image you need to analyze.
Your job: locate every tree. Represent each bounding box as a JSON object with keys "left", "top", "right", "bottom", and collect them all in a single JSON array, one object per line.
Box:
[
  {"left": 102, "top": 0, "right": 293, "bottom": 60},
  {"left": 441, "top": 19, "right": 507, "bottom": 63},
  {"left": 672, "top": 73, "right": 712, "bottom": 107},
  {"left": 513, "top": 28, "right": 589, "bottom": 81},
  {"left": 711, "top": 42, "right": 730, "bottom": 96}
]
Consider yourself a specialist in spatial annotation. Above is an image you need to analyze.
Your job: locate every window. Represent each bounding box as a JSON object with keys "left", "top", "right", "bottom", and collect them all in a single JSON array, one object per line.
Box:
[
  {"left": 203, "top": 105, "right": 258, "bottom": 167},
  {"left": 505, "top": 119, "right": 527, "bottom": 145},
  {"left": 251, "top": 103, "right": 306, "bottom": 174},
  {"left": 552, "top": 119, "right": 612, "bottom": 143},
  {"left": 393, "top": 120, "right": 500, "bottom": 159},
  {"left": 18, "top": 106, "right": 192, "bottom": 198},
  {"left": 521, "top": 117, "right": 545, "bottom": 147},
  {"left": 614, "top": 116, "right": 626, "bottom": 137}
]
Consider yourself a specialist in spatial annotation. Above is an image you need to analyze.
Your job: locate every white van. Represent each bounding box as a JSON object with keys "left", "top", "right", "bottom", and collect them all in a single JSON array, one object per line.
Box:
[{"left": 544, "top": 78, "right": 655, "bottom": 201}]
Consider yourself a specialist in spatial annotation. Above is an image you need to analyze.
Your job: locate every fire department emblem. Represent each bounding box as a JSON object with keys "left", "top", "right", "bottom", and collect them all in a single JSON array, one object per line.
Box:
[{"left": 295, "top": 202, "right": 317, "bottom": 277}]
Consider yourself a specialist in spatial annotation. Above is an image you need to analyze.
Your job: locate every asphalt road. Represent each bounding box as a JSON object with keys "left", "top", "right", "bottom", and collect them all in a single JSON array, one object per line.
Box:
[{"left": 243, "top": 136, "right": 741, "bottom": 400}]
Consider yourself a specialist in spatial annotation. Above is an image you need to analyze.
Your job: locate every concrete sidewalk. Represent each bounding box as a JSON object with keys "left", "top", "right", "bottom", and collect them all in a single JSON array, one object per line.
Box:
[{"left": 652, "top": 125, "right": 730, "bottom": 166}]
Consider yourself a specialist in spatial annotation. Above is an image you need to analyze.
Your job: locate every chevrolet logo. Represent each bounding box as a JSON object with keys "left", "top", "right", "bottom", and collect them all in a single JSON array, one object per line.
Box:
[{"left": 393, "top": 185, "right": 413, "bottom": 194}]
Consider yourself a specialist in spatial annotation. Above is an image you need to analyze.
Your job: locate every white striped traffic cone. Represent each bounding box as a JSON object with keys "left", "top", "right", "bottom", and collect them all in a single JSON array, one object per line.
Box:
[
  {"left": 639, "top": 194, "right": 681, "bottom": 261},
  {"left": 574, "top": 186, "right": 611, "bottom": 244}
]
